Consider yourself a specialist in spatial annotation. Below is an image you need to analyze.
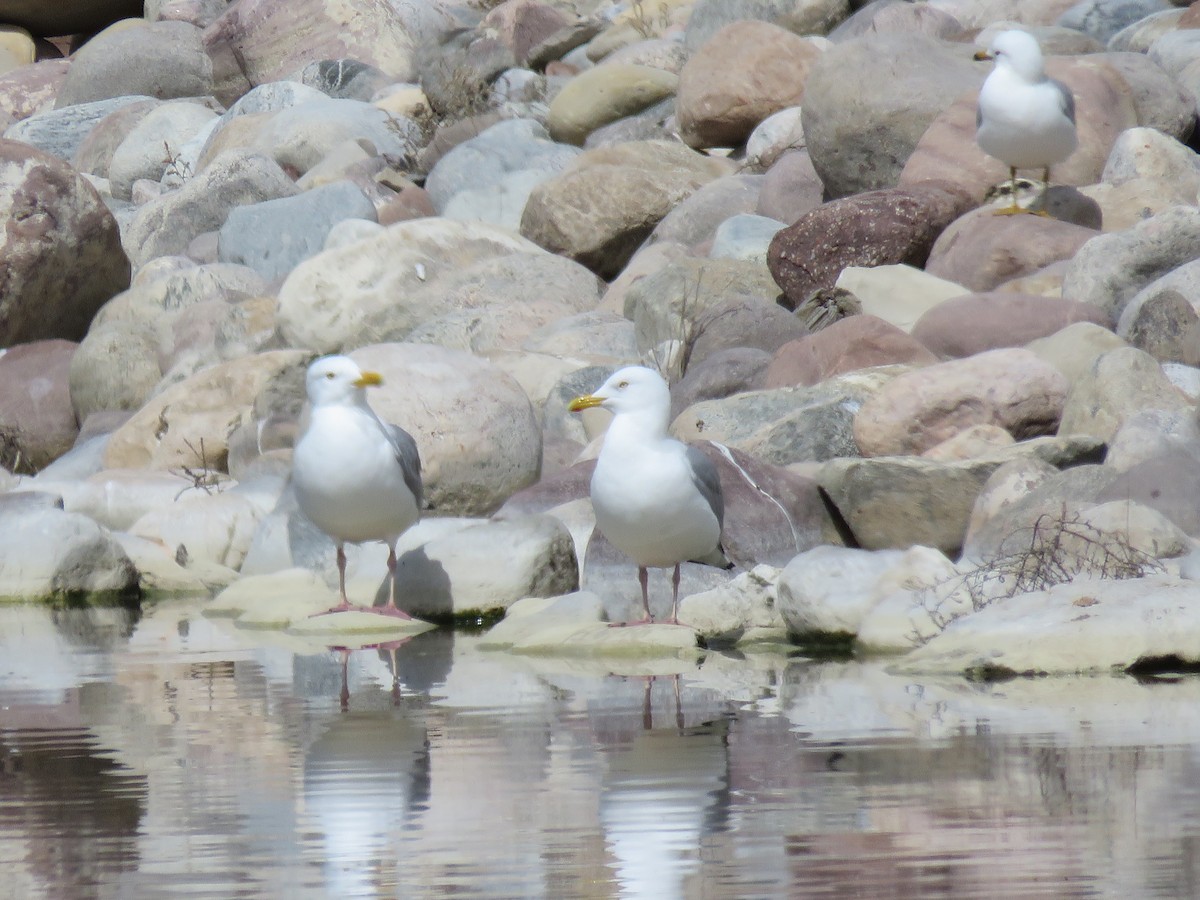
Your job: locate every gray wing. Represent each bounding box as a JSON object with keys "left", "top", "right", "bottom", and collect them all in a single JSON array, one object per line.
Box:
[
  {"left": 1050, "top": 77, "right": 1076, "bottom": 124},
  {"left": 685, "top": 444, "right": 724, "bottom": 529},
  {"left": 975, "top": 102, "right": 983, "bottom": 130},
  {"left": 385, "top": 423, "right": 423, "bottom": 510}
]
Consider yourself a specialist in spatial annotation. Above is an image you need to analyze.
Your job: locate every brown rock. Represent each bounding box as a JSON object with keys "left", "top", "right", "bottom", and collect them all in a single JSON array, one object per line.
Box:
[
  {"left": 0, "top": 139, "right": 131, "bottom": 346},
  {"left": 899, "top": 55, "right": 1139, "bottom": 201},
  {"left": 925, "top": 208, "right": 1099, "bottom": 293},
  {"left": 376, "top": 179, "right": 434, "bottom": 225},
  {"left": 483, "top": 0, "right": 570, "bottom": 64},
  {"left": 912, "top": 292, "right": 1113, "bottom": 358},
  {"left": 676, "top": 21, "right": 822, "bottom": 150},
  {"left": 854, "top": 348, "right": 1070, "bottom": 456},
  {"left": 0, "top": 340, "right": 77, "bottom": 473},
  {"left": 766, "top": 181, "right": 974, "bottom": 309},
  {"left": 763, "top": 315, "right": 938, "bottom": 388},
  {"left": 670, "top": 347, "right": 771, "bottom": 419},
  {"left": 0, "top": 58, "right": 68, "bottom": 123}
]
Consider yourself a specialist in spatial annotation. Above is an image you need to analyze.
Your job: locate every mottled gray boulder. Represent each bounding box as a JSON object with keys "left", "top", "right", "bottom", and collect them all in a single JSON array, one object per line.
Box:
[
  {"left": 124, "top": 150, "right": 301, "bottom": 267},
  {"left": 0, "top": 506, "right": 138, "bottom": 601},
  {"left": 107, "top": 100, "right": 219, "bottom": 201},
  {"left": 68, "top": 325, "right": 163, "bottom": 421},
  {"left": 0, "top": 140, "right": 130, "bottom": 345},
  {"left": 1097, "top": 52, "right": 1195, "bottom": 142},
  {"left": 683, "top": 0, "right": 850, "bottom": 50},
  {"left": 55, "top": 20, "right": 213, "bottom": 108},
  {"left": 802, "top": 32, "right": 984, "bottom": 198},
  {"left": 1060, "top": 0, "right": 1175, "bottom": 44},
  {"left": 5, "top": 95, "right": 154, "bottom": 163},
  {"left": 651, "top": 174, "right": 764, "bottom": 247},
  {"left": 1062, "top": 205, "right": 1200, "bottom": 321},
  {"left": 1058, "top": 346, "right": 1192, "bottom": 443},
  {"left": 670, "top": 348, "right": 771, "bottom": 419},
  {"left": 218, "top": 180, "right": 378, "bottom": 281}
]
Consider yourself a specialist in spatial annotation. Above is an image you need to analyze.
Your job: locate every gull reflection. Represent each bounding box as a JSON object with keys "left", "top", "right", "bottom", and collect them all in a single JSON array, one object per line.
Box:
[{"left": 599, "top": 675, "right": 732, "bottom": 898}]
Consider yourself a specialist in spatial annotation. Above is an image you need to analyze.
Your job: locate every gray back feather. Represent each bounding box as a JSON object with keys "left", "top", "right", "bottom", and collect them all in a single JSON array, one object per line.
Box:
[
  {"left": 385, "top": 423, "right": 423, "bottom": 510},
  {"left": 685, "top": 444, "right": 724, "bottom": 528},
  {"left": 1051, "top": 77, "right": 1076, "bottom": 124}
]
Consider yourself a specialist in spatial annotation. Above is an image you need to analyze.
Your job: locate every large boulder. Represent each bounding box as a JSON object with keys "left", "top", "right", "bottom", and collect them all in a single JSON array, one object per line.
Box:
[
  {"left": 0, "top": 140, "right": 130, "bottom": 345},
  {"left": 0, "top": 340, "right": 77, "bottom": 474}
]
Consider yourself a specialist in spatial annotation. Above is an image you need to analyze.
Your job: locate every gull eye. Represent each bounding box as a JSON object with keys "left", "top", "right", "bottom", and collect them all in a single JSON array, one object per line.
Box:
[
  {"left": 325, "top": 372, "right": 335, "bottom": 379},
  {"left": 617, "top": 380, "right": 629, "bottom": 389}
]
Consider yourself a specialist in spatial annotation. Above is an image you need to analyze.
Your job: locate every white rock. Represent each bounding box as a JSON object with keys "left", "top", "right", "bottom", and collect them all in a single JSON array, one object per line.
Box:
[
  {"left": 678, "top": 565, "right": 786, "bottom": 644},
  {"left": 835, "top": 264, "right": 969, "bottom": 332}
]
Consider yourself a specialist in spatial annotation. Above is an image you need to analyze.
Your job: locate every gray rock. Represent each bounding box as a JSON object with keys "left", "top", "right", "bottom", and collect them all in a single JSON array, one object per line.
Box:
[
  {"left": 1059, "top": 0, "right": 1175, "bottom": 43},
  {"left": 0, "top": 506, "right": 138, "bottom": 601},
  {"left": 124, "top": 150, "right": 301, "bottom": 267},
  {"left": 218, "top": 180, "right": 378, "bottom": 282},
  {"left": 651, "top": 174, "right": 764, "bottom": 248},
  {"left": 683, "top": 0, "right": 851, "bottom": 51},
  {"left": 68, "top": 325, "right": 162, "bottom": 421},
  {"left": 670, "top": 347, "right": 771, "bottom": 419},
  {"left": 5, "top": 95, "right": 154, "bottom": 162},
  {"left": 778, "top": 544, "right": 909, "bottom": 637},
  {"left": 108, "top": 100, "right": 219, "bottom": 201},
  {"left": 295, "top": 58, "right": 392, "bottom": 101},
  {"left": 1096, "top": 51, "right": 1195, "bottom": 142},
  {"left": 55, "top": 20, "right": 213, "bottom": 107},
  {"left": 1062, "top": 206, "right": 1200, "bottom": 322},
  {"left": 1059, "top": 346, "right": 1192, "bottom": 443},
  {"left": 710, "top": 214, "right": 786, "bottom": 262}
]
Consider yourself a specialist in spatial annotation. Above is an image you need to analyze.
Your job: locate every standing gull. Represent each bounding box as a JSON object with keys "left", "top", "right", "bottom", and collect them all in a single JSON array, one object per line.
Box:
[
  {"left": 292, "top": 354, "right": 422, "bottom": 618},
  {"left": 569, "top": 366, "right": 727, "bottom": 626},
  {"left": 974, "top": 29, "right": 1076, "bottom": 215}
]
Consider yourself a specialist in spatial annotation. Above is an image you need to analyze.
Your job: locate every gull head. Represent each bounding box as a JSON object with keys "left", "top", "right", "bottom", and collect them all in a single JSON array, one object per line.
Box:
[
  {"left": 306, "top": 354, "right": 384, "bottom": 406},
  {"left": 568, "top": 365, "right": 671, "bottom": 421},
  {"left": 974, "top": 29, "right": 1046, "bottom": 82}
]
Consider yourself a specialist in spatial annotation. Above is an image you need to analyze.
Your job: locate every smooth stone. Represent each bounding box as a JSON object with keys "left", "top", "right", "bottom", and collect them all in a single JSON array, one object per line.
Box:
[
  {"left": 0, "top": 340, "right": 78, "bottom": 473},
  {"left": 678, "top": 565, "right": 787, "bottom": 645},
  {"left": 1025, "top": 320, "right": 1128, "bottom": 387},
  {"left": 5, "top": 95, "right": 154, "bottom": 161},
  {"left": 651, "top": 173, "right": 764, "bottom": 248},
  {"left": 835, "top": 264, "right": 968, "bottom": 333},
  {"left": 1058, "top": 346, "right": 1192, "bottom": 443},
  {"left": 763, "top": 315, "right": 937, "bottom": 388},
  {"left": 709, "top": 214, "right": 786, "bottom": 263},
  {"left": 547, "top": 63, "right": 678, "bottom": 145},
  {"left": 912, "top": 293, "right": 1113, "bottom": 359},
  {"left": 114, "top": 532, "right": 236, "bottom": 596},
  {"left": 0, "top": 506, "right": 137, "bottom": 601},
  {"left": 108, "top": 100, "right": 220, "bottom": 201}
]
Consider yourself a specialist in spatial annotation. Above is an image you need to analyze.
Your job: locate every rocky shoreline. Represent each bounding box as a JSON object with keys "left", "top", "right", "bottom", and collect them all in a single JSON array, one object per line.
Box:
[{"left": 1, "top": 0, "right": 1200, "bottom": 678}]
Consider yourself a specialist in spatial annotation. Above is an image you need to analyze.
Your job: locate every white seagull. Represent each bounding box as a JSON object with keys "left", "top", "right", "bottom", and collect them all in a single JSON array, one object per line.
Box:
[
  {"left": 292, "top": 354, "right": 422, "bottom": 618},
  {"left": 974, "top": 29, "right": 1077, "bottom": 215},
  {"left": 569, "top": 366, "right": 727, "bottom": 626}
]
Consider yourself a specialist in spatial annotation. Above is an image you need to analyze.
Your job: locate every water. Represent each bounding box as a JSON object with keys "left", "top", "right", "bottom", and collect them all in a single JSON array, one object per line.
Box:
[{"left": 3, "top": 600, "right": 1200, "bottom": 899}]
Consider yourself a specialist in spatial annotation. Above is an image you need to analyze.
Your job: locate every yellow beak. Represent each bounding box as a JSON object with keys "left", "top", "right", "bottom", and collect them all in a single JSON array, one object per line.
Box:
[
  {"left": 354, "top": 371, "right": 384, "bottom": 388},
  {"left": 973, "top": 49, "right": 993, "bottom": 61},
  {"left": 568, "top": 394, "right": 604, "bottom": 412}
]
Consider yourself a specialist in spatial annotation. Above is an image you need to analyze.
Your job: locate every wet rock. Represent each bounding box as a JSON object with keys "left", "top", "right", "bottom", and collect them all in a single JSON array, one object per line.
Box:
[
  {"left": 0, "top": 140, "right": 130, "bottom": 345},
  {"left": 0, "top": 341, "right": 78, "bottom": 473},
  {"left": 1058, "top": 346, "right": 1191, "bottom": 443},
  {"left": 767, "top": 181, "right": 974, "bottom": 309},
  {"left": 855, "top": 349, "right": 1069, "bottom": 457},
  {"left": 912, "top": 293, "right": 1113, "bottom": 359},
  {"left": 676, "top": 21, "right": 821, "bottom": 150},
  {"left": 764, "top": 315, "right": 938, "bottom": 388}
]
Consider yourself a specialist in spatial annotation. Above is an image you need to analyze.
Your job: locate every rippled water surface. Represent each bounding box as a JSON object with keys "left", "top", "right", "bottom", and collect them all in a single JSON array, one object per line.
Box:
[{"left": 3, "top": 600, "right": 1200, "bottom": 899}]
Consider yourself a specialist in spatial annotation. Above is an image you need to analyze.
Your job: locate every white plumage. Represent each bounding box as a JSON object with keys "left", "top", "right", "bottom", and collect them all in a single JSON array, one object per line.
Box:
[
  {"left": 570, "top": 366, "right": 726, "bottom": 626},
  {"left": 975, "top": 29, "right": 1077, "bottom": 215},
  {"left": 292, "top": 354, "right": 422, "bottom": 617}
]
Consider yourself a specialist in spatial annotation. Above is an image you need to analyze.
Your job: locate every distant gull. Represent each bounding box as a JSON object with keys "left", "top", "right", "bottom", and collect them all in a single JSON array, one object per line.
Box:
[
  {"left": 292, "top": 355, "right": 422, "bottom": 618},
  {"left": 569, "top": 366, "right": 728, "bottom": 626},
  {"left": 974, "top": 29, "right": 1077, "bottom": 215}
]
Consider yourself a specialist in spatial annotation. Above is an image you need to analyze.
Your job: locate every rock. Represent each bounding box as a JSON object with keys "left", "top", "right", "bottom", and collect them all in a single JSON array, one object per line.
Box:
[
  {"left": 925, "top": 209, "right": 1100, "bottom": 293},
  {"left": 756, "top": 150, "right": 825, "bottom": 225},
  {"left": 802, "top": 32, "right": 984, "bottom": 198},
  {"left": 1098, "top": 51, "right": 1195, "bottom": 143},
  {"left": 899, "top": 54, "right": 1138, "bottom": 202},
  {"left": 1058, "top": 346, "right": 1192, "bottom": 443},
  {"left": 130, "top": 489, "right": 271, "bottom": 570},
  {"left": 425, "top": 119, "right": 578, "bottom": 216},
  {"left": 676, "top": 21, "right": 822, "bottom": 150},
  {"left": 279, "top": 218, "right": 600, "bottom": 353},
  {"left": 124, "top": 150, "right": 301, "bottom": 267},
  {"left": 217, "top": 180, "right": 378, "bottom": 282},
  {"left": 678, "top": 565, "right": 787, "bottom": 646},
  {"left": 522, "top": 310, "right": 638, "bottom": 364},
  {"left": 912, "top": 293, "right": 1113, "bottom": 358},
  {"left": 830, "top": 0, "right": 964, "bottom": 41},
  {"left": 5, "top": 95, "right": 153, "bottom": 162},
  {"left": 0, "top": 506, "right": 137, "bottom": 601},
  {"left": 547, "top": 63, "right": 678, "bottom": 145},
  {"left": 834, "top": 264, "right": 968, "bottom": 332},
  {"left": 68, "top": 325, "right": 162, "bottom": 421},
  {"left": 0, "top": 140, "right": 130, "bottom": 346},
  {"left": 348, "top": 343, "right": 542, "bottom": 515},
  {"left": 922, "top": 424, "right": 1016, "bottom": 461},
  {"left": 1099, "top": 447, "right": 1200, "bottom": 537},
  {"left": 1118, "top": 288, "right": 1200, "bottom": 366},
  {"left": 25, "top": 468, "right": 205, "bottom": 531},
  {"left": 520, "top": 139, "right": 730, "bottom": 278},
  {"left": 102, "top": 349, "right": 309, "bottom": 472},
  {"left": 1025, "top": 320, "right": 1127, "bottom": 386},
  {"left": 651, "top": 173, "right": 763, "bottom": 248},
  {"left": 896, "top": 575, "right": 1200, "bottom": 677},
  {"left": 1102, "top": 126, "right": 1200, "bottom": 194},
  {"left": 672, "top": 369, "right": 896, "bottom": 466},
  {"left": 0, "top": 341, "right": 77, "bottom": 474},
  {"left": 683, "top": 0, "right": 851, "bottom": 51},
  {"left": 55, "top": 20, "right": 212, "bottom": 108},
  {"left": 745, "top": 105, "right": 805, "bottom": 172},
  {"left": 115, "top": 531, "right": 236, "bottom": 596},
  {"left": 669, "top": 348, "right": 771, "bottom": 419},
  {"left": 767, "top": 181, "right": 974, "bottom": 309},
  {"left": 0, "top": 59, "right": 70, "bottom": 124},
  {"left": 482, "top": 0, "right": 572, "bottom": 65},
  {"left": 1104, "top": 407, "right": 1200, "bottom": 473},
  {"left": 855, "top": 349, "right": 1069, "bottom": 456},
  {"left": 394, "top": 514, "right": 578, "bottom": 619},
  {"left": 72, "top": 99, "right": 163, "bottom": 179},
  {"left": 763, "top": 315, "right": 938, "bottom": 387},
  {"left": 1062, "top": 205, "right": 1200, "bottom": 321},
  {"left": 1063, "top": 0, "right": 1176, "bottom": 43},
  {"left": 107, "top": 100, "right": 220, "bottom": 201},
  {"left": 963, "top": 455, "right": 1059, "bottom": 549},
  {"left": 710, "top": 214, "right": 786, "bottom": 262},
  {"left": 582, "top": 96, "right": 678, "bottom": 149}
]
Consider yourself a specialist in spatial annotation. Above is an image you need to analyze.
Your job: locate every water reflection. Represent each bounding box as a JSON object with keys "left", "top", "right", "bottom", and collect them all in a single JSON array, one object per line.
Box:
[{"left": 2, "top": 601, "right": 1200, "bottom": 897}]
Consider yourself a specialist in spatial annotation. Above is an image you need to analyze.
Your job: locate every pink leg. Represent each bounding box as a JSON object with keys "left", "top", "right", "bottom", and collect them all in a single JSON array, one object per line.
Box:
[
  {"left": 371, "top": 543, "right": 413, "bottom": 619},
  {"left": 660, "top": 564, "right": 683, "bottom": 625},
  {"left": 611, "top": 566, "right": 655, "bottom": 627},
  {"left": 311, "top": 544, "right": 358, "bottom": 617}
]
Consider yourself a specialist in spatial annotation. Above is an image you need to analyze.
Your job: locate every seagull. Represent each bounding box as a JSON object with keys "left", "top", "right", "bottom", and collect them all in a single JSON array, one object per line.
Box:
[
  {"left": 291, "top": 354, "right": 422, "bottom": 618},
  {"left": 568, "top": 366, "right": 727, "bottom": 626},
  {"left": 974, "top": 29, "right": 1076, "bottom": 215}
]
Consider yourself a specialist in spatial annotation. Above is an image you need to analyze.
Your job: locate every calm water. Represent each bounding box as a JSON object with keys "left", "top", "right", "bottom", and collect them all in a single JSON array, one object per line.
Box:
[{"left": 2, "top": 600, "right": 1200, "bottom": 899}]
